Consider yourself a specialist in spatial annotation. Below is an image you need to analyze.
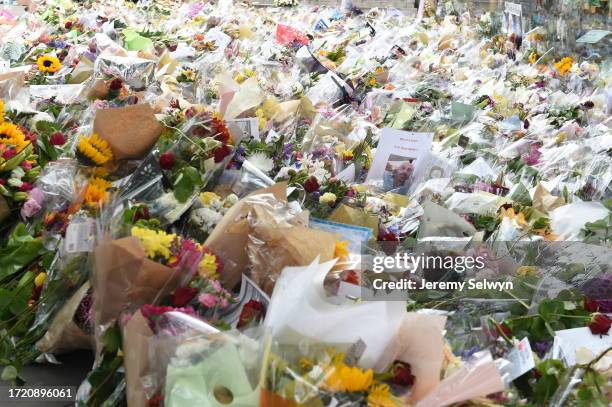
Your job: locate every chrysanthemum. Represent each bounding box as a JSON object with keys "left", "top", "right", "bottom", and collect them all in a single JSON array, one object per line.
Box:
[
  {"left": 198, "top": 253, "right": 219, "bottom": 278},
  {"left": 0, "top": 122, "right": 29, "bottom": 152},
  {"left": 246, "top": 152, "right": 274, "bottom": 173},
  {"left": 77, "top": 134, "right": 114, "bottom": 166},
  {"left": 36, "top": 55, "right": 62, "bottom": 74},
  {"left": 131, "top": 226, "right": 176, "bottom": 260}
]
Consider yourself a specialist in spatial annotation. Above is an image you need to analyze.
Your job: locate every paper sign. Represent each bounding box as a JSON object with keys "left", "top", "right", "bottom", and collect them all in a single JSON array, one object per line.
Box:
[
  {"left": 451, "top": 102, "right": 476, "bottom": 122},
  {"left": 226, "top": 117, "right": 259, "bottom": 144},
  {"left": 507, "top": 338, "right": 535, "bottom": 380},
  {"left": 310, "top": 218, "right": 372, "bottom": 253},
  {"left": 366, "top": 128, "right": 433, "bottom": 193},
  {"left": 577, "top": 30, "right": 611, "bottom": 44},
  {"left": 29, "top": 84, "right": 83, "bottom": 104}
]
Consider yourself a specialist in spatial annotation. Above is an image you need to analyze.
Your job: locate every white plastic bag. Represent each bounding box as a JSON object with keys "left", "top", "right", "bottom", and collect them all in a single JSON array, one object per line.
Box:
[{"left": 264, "top": 258, "right": 406, "bottom": 370}]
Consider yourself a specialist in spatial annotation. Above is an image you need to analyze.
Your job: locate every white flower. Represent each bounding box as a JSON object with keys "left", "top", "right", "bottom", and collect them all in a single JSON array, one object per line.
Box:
[
  {"left": 8, "top": 178, "right": 23, "bottom": 188},
  {"left": 191, "top": 207, "right": 223, "bottom": 229},
  {"left": 224, "top": 194, "right": 238, "bottom": 207},
  {"left": 319, "top": 192, "right": 337, "bottom": 205},
  {"left": 246, "top": 152, "right": 274, "bottom": 174},
  {"left": 11, "top": 167, "right": 25, "bottom": 179}
]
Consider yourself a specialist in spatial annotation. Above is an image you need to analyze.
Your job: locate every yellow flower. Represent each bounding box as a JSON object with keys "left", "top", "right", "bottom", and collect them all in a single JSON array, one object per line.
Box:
[
  {"left": 198, "top": 252, "right": 219, "bottom": 278},
  {"left": 34, "top": 272, "right": 47, "bottom": 288},
  {"left": 37, "top": 55, "right": 61, "bottom": 73},
  {"left": 375, "top": 66, "right": 385, "bottom": 74},
  {"left": 200, "top": 191, "right": 221, "bottom": 206},
  {"left": 368, "top": 384, "right": 400, "bottom": 407},
  {"left": 554, "top": 57, "right": 573, "bottom": 76},
  {"left": 528, "top": 52, "right": 539, "bottom": 64},
  {"left": 319, "top": 192, "right": 337, "bottom": 205},
  {"left": 325, "top": 363, "right": 373, "bottom": 392},
  {"left": 499, "top": 207, "right": 527, "bottom": 228},
  {"left": 368, "top": 77, "right": 377, "bottom": 87},
  {"left": 83, "top": 177, "right": 112, "bottom": 207},
  {"left": 341, "top": 149, "right": 354, "bottom": 161},
  {"left": 516, "top": 265, "right": 538, "bottom": 277},
  {"left": 0, "top": 121, "right": 29, "bottom": 152},
  {"left": 77, "top": 134, "right": 114, "bottom": 166},
  {"left": 334, "top": 241, "right": 349, "bottom": 259},
  {"left": 131, "top": 226, "right": 176, "bottom": 260}
]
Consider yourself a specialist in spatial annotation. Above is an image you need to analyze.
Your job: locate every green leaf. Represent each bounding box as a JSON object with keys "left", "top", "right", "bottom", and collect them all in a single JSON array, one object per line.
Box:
[
  {"left": 35, "top": 121, "right": 60, "bottom": 135},
  {"left": 173, "top": 166, "right": 202, "bottom": 203},
  {"left": 1, "top": 365, "right": 18, "bottom": 381},
  {"left": 101, "top": 326, "right": 121, "bottom": 354},
  {"left": 538, "top": 299, "right": 564, "bottom": 322},
  {"left": 0, "top": 224, "right": 45, "bottom": 280}
]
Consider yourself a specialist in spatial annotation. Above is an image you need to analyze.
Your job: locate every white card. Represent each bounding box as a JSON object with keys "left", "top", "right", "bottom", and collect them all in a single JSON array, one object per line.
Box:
[
  {"left": 366, "top": 128, "right": 433, "bottom": 192},
  {"left": 226, "top": 117, "right": 259, "bottom": 143},
  {"left": 64, "top": 219, "right": 96, "bottom": 253},
  {"left": 553, "top": 327, "right": 612, "bottom": 366},
  {"left": 507, "top": 337, "right": 535, "bottom": 380}
]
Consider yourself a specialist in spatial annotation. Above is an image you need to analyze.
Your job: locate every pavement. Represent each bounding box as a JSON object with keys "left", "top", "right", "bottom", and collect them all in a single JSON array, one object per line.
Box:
[{"left": 3, "top": 350, "right": 94, "bottom": 407}]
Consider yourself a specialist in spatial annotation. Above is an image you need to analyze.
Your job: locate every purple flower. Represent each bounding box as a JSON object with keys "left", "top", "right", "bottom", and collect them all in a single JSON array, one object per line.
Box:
[
  {"left": 522, "top": 144, "right": 542, "bottom": 166},
  {"left": 187, "top": 2, "right": 205, "bottom": 18},
  {"left": 21, "top": 188, "right": 44, "bottom": 218}
]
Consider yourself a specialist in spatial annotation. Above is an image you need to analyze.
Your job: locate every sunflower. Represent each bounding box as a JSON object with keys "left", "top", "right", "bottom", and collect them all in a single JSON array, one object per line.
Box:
[
  {"left": 77, "top": 134, "right": 114, "bottom": 166},
  {"left": 528, "top": 52, "right": 540, "bottom": 64},
  {"left": 83, "top": 177, "right": 112, "bottom": 207},
  {"left": 367, "top": 384, "right": 401, "bottom": 407},
  {"left": 324, "top": 363, "right": 373, "bottom": 392},
  {"left": 0, "top": 122, "right": 29, "bottom": 152},
  {"left": 36, "top": 55, "right": 62, "bottom": 74}
]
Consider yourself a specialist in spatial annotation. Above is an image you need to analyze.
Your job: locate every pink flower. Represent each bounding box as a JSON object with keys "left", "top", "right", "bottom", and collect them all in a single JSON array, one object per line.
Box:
[
  {"left": 220, "top": 297, "right": 229, "bottom": 308},
  {"left": 20, "top": 188, "right": 44, "bottom": 218},
  {"left": 198, "top": 293, "right": 218, "bottom": 308},
  {"left": 21, "top": 161, "right": 32, "bottom": 171},
  {"left": 211, "top": 280, "right": 222, "bottom": 293}
]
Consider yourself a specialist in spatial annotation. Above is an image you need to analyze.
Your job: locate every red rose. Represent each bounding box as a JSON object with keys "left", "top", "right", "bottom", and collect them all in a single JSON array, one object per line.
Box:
[
  {"left": 389, "top": 361, "right": 415, "bottom": 387},
  {"left": 304, "top": 176, "right": 320, "bottom": 193},
  {"left": 213, "top": 144, "right": 232, "bottom": 163},
  {"left": 133, "top": 206, "right": 150, "bottom": 221},
  {"left": 49, "top": 132, "right": 66, "bottom": 146},
  {"left": 159, "top": 152, "right": 175, "bottom": 170},
  {"left": 172, "top": 287, "right": 198, "bottom": 307},
  {"left": 19, "top": 182, "right": 33, "bottom": 192},
  {"left": 378, "top": 230, "right": 399, "bottom": 242},
  {"left": 237, "top": 300, "right": 265, "bottom": 329},
  {"left": 0, "top": 179, "right": 6, "bottom": 185},
  {"left": 588, "top": 313, "right": 611, "bottom": 336},
  {"left": 584, "top": 298, "right": 600, "bottom": 313},
  {"left": 65, "top": 21, "right": 73, "bottom": 29},
  {"left": 109, "top": 78, "right": 123, "bottom": 91}
]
